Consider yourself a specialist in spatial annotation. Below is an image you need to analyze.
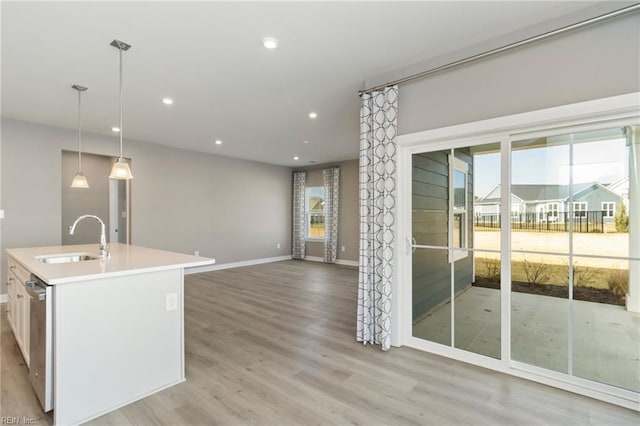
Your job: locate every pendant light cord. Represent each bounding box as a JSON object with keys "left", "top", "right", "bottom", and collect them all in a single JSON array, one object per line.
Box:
[
  {"left": 119, "top": 46, "right": 124, "bottom": 160},
  {"left": 77, "top": 89, "right": 82, "bottom": 172}
]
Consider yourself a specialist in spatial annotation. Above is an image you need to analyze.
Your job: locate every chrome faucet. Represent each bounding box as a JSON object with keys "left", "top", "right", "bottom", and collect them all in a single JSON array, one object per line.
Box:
[{"left": 68, "top": 215, "right": 109, "bottom": 258}]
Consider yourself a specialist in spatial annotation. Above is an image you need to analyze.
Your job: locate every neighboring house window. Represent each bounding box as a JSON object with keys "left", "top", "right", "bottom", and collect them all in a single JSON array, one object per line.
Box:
[
  {"left": 451, "top": 156, "right": 468, "bottom": 262},
  {"left": 602, "top": 202, "right": 615, "bottom": 218},
  {"left": 573, "top": 201, "right": 587, "bottom": 217},
  {"left": 546, "top": 202, "right": 559, "bottom": 220},
  {"left": 511, "top": 203, "right": 519, "bottom": 217},
  {"left": 306, "top": 187, "right": 325, "bottom": 239}
]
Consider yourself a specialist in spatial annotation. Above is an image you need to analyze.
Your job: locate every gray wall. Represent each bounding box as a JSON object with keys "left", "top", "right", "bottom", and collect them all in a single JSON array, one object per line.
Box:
[
  {"left": 397, "top": 13, "right": 640, "bottom": 136},
  {"left": 1, "top": 118, "right": 292, "bottom": 294},
  {"left": 300, "top": 159, "right": 359, "bottom": 263},
  {"left": 61, "top": 151, "right": 112, "bottom": 245},
  {"left": 398, "top": 13, "right": 639, "bottom": 319}
]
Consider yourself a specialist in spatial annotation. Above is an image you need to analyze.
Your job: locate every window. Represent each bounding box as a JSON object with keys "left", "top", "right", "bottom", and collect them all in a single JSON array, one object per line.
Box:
[
  {"left": 306, "top": 187, "right": 325, "bottom": 239},
  {"left": 546, "top": 202, "right": 559, "bottom": 221},
  {"left": 602, "top": 202, "right": 615, "bottom": 218},
  {"left": 573, "top": 201, "right": 587, "bottom": 217},
  {"left": 537, "top": 204, "right": 547, "bottom": 221},
  {"left": 451, "top": 156, "right": 468, "bottom": 261}
]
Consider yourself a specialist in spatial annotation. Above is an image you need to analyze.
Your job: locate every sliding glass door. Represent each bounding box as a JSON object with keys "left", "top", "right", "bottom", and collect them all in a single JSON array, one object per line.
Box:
[
  {"left": 510, "top": 137, "right": 570, "bottom": 373},
  {"left": 411, "top": 142, "right": 502, "bottom": 359},
  {"left": 407, "top": 124, "right": 638, "bottom": 394}
]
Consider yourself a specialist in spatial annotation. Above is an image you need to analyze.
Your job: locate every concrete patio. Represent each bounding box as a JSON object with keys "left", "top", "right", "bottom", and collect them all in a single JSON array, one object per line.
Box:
[{"left": 413, "top": 286, "right": 640, "bottom": 392}]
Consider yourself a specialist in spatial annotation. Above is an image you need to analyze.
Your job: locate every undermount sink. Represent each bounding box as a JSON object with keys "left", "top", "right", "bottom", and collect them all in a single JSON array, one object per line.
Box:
[{"left": 35, "top": 253, "right": 98, "bottom": 264}]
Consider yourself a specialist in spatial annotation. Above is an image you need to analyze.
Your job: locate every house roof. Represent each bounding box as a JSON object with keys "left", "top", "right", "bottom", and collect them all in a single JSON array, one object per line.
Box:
[
  {"left": 477, "top": 182, "right": 622, "bottom": 203},
  {"left": 477, "top": 197, "right": 501, "bottom": 204},
  {"left": 607, "top": 176, "right": 629, "bottom": 192},
  {"left": 509, "top": 184, "right": 593, "bottom": 202}
]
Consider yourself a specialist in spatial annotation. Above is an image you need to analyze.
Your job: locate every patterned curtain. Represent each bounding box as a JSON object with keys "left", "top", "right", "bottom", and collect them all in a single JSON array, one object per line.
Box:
[
  {"left": 323, "top": 167, "right": 340, "bottom": 263},
  {"left": 356, "top": 85, "right": 398, "bottom": 351},
  {"left": 292, "top": 171, "right": 306, "bottom": 259}
]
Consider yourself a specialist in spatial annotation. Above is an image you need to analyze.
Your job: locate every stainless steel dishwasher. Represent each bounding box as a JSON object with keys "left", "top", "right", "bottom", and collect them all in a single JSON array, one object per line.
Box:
[{"left": 26, "top": 275, "right": 53, "bottom": 412}]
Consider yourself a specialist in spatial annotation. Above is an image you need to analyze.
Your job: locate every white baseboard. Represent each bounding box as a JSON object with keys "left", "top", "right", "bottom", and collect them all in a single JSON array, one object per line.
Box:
[
  {"left": 0, "top": 294, "right": 6, "bottom": 303},
  {"left": 185, "top": 255, "right": 292, "bottom": 275},
  {"left": 304, "top": 256, "right": 358, "bottom": 267}
]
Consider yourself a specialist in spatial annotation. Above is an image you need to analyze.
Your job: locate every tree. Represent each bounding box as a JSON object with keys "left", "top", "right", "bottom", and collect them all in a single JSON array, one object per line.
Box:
[{"left": 615, "top": 202, "right": 629, "bottom": 232}]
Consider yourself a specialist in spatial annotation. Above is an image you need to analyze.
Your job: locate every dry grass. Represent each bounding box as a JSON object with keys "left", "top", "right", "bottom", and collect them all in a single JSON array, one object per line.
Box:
[
  {"left": 475, "top": 257, "right": 627, "bottom": 290},
  {"left": 608, "top": 269, "right": 629, "bottom": 299}
]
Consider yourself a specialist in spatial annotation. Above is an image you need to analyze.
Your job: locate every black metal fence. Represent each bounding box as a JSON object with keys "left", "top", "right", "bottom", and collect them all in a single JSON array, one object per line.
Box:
[{"left": 474, "top": 211, "right": 606, "bottom": 233}]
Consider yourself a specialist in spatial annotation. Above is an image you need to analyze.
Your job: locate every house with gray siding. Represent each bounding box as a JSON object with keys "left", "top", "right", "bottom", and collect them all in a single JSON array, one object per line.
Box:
[{"left": 475, "top": 182, "right": 625, "bottom": 223}]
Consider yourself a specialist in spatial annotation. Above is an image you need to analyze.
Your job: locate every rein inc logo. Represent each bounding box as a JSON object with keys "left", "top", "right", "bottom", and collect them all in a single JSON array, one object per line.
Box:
[{"left": 1, "top": 418, "right": 36, "bottom": 425}]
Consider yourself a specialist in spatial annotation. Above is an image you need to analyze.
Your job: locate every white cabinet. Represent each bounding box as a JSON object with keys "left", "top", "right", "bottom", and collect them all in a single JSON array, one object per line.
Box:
[
  {"left": 6, "top": 270, "right": 17, "bottom": 330},
  {"left": 7, "top": 256, "right": 31, "bottom": 366}
]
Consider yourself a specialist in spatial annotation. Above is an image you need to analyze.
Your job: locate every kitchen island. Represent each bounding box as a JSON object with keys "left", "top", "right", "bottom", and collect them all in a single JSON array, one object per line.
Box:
[{"left": 6, "top": 243, "right": 215, "bottom": 425}]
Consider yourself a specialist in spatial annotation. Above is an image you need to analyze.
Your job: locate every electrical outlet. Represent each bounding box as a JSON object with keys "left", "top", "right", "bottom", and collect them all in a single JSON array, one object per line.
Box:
[
  {"left": 341, "top": 246, "right": 346, "bottom": 252},
  {"left": 165, "top": 293, "right": 178, "bottom": 311},
  {"left": 195, "top": 250, "right": 199, "bottom": 256},
  {"left": 277, "top": 243, "right": 281, "bottom": 249},
  {"left": 0, "top": 209, "right": 4, "bottom": 220}
]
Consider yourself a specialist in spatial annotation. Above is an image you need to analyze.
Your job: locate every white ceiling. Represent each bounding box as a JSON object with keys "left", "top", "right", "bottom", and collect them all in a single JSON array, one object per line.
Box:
[{"left": 1, "top": 1, "right": 611, "bottom": 166}]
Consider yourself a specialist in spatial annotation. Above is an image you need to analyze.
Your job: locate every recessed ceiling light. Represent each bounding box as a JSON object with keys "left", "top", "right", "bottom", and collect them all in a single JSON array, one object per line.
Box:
[
  {"left": 293, "top": 156, "right": 299, "bottom": 161},
  {"left": 308, "top": 112, "right": 317, "bottom": 119},
  {"left": 162, "top": 98, "right": 173, "bottom": 105},
  {"left": 111, "top": 127, "right": 120, "bottom": 132},
  {"left": 215, "top": 139, "right": 222, "bottom": 145},
  {"left": 262, "top": 37, "right": 278, "bottom": 49},
  {"left": 303, "top": 140, "right": 309, "bottom": 144}
]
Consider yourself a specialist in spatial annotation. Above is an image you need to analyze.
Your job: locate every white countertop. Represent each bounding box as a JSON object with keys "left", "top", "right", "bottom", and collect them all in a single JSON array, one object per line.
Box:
[{"left": 6, "top": 243, "right": 215, "bottom": 285}]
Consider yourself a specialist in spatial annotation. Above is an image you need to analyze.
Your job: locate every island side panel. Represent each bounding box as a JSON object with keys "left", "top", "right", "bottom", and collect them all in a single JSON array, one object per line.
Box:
[{"left": 53, "top": 268, "right": 184, "bottom": 425}]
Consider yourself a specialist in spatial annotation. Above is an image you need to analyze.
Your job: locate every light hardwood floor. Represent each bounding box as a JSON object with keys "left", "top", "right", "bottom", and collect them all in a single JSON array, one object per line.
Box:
[{"left": 2, "top": 260, "right": 639, "bottom": 425}]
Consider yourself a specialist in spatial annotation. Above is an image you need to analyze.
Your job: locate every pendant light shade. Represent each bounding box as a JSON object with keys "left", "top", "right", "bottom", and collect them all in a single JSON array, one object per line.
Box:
[
  {"left": 109, "top": 158, "right": 134, "bottom": 179},
  {"left": 109, "top": 39, "right": 133, "bottom": 180},
  {"left": 70, "top": 84, "right": 89, "bottom": 188},
  {"left": 71, "top": 173, "right": 90, "bottom": 188}
]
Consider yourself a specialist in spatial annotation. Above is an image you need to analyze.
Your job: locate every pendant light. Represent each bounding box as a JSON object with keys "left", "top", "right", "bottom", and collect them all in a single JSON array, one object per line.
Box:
[
  {"left": 70, "top": 84, "right": 90, "bottom": 188},
  {"left": 109, "top": 39, "right": 133, "bottom": 180}
]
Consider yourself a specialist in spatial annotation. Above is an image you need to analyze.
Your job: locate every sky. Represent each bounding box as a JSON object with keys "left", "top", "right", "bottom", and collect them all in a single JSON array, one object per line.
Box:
[{"left": 473, "top": 138, "right": 628, "bottom": 198}]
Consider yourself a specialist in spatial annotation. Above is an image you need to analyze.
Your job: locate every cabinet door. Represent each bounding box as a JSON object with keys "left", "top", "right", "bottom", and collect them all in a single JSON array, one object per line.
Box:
[
  {"left": 7, "top": 295, "right": 15, "bottom": 331},
  {"left": 6, "top": 272, "right": 17, "bottom": 331},
  {"left": 14, "top": 283, "right": 31, "bottom": 366},
  {"left": 20, "top": 285, "right": 31, "bottom": 367},
  {"left": 7, "top": 256, "right": 31, "bottom": 366},
  {"left": 14, "top": 283, "right": 25, "bottom": 350}
]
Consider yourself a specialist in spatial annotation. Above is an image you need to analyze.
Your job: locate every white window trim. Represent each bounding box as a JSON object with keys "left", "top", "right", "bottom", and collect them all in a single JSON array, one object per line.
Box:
[
  {"left": 602, "top": 201, "right": 615, "bottom": 217},
  {"left": 546, "top": 202, "right": 560, "bottom": 222},
  {"left": 547, "top": 202, "right": 559, "bottom": 214},
  {"left": 397, "top": 92, "right": 639, "bottom": 410},
  {"left": 572, "top": 201, "right": 588, "bottom": 217},
  {"left": 449, "top": 155, "right": 469, "bottom": 262}
]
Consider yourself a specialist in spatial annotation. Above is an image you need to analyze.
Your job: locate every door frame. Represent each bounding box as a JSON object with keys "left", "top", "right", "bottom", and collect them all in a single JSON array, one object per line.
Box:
[
  {"left": 395, "top": 92, "right": 640, "bottom": 410},
  {"left": 108, "top": 178, "right": 131, "bottom": 244}
]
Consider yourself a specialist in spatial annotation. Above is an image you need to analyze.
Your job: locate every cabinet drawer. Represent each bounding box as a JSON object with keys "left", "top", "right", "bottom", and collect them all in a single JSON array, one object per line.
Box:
[
  {"left": 7, "top": 270, "right": 18, "bottom": 298},
  {"left": 8, "top": 256, "right": 30, "bottom": 285}
]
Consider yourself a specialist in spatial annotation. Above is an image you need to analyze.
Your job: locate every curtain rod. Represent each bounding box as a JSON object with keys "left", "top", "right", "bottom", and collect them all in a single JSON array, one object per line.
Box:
[{"left": 359, "top": 3, "right": 640, "bottom": 96}]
